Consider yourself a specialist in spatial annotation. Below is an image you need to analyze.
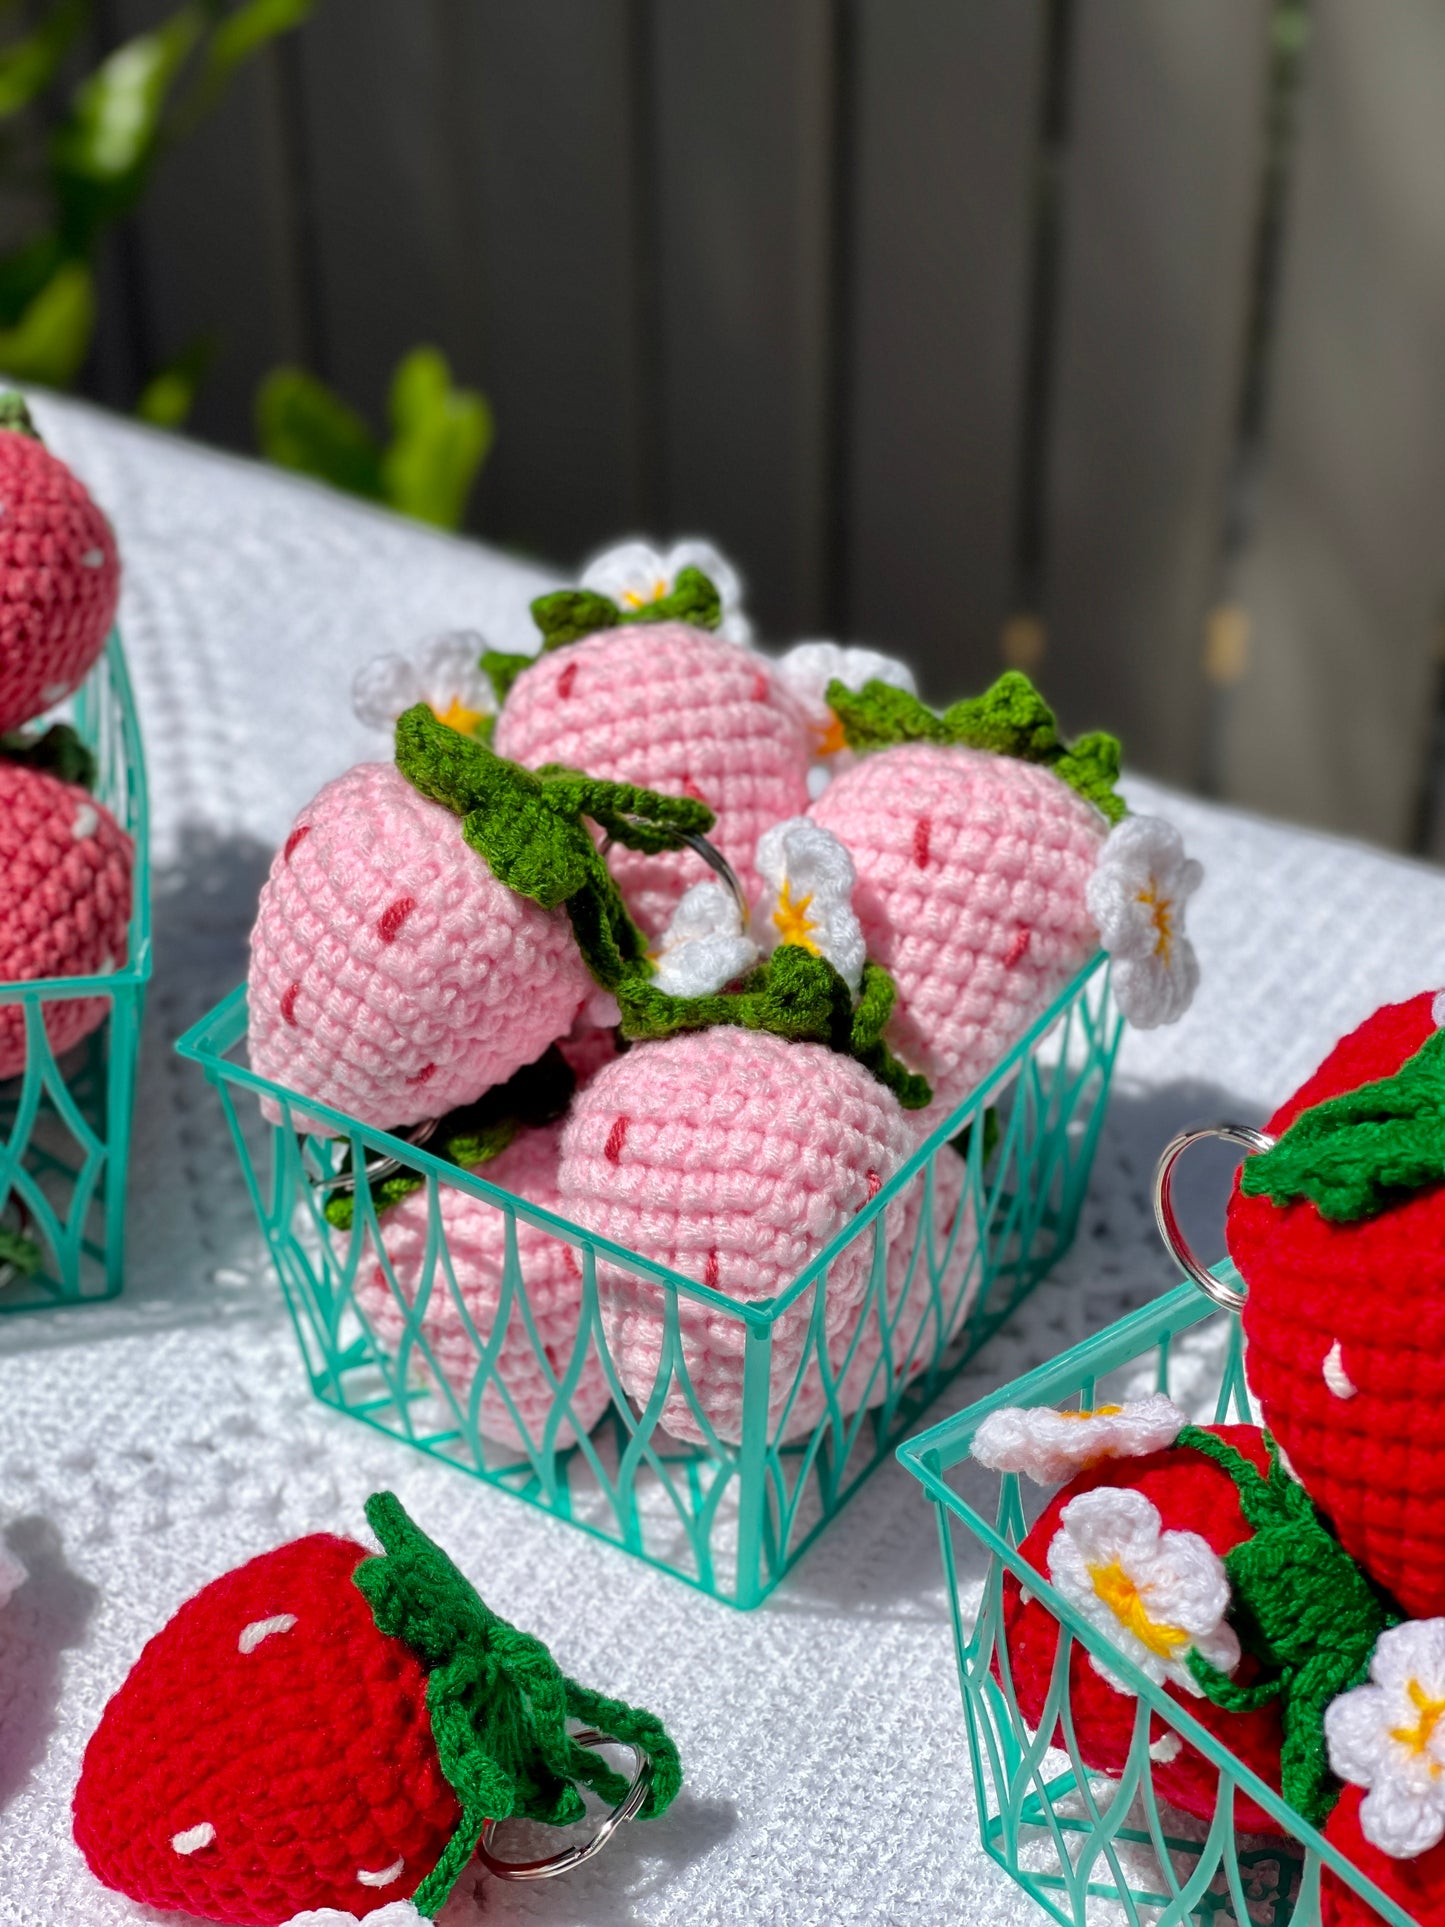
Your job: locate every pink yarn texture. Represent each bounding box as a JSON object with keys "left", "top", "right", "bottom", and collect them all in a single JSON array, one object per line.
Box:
[
  {"left": 557, "top": 1027, "right": 920, "bottom": 1446},
  {"left": 810, "top": 741, "right": 1106, "bottom": 1122},
  {"left": 0, "top": 428, "right": 119, "bottom": 734},
  {"left": 247, "top": 761, "right": 592, "bottom": 1129},
  {"left": 351, "top": 1124, "right": 611, "bottom": 1452},
  {"left": 493, "top": 623, "right": 812, "bottom": 936},
  {"left": 0, "top": 761, "right": 132, "bottom": 1078}
]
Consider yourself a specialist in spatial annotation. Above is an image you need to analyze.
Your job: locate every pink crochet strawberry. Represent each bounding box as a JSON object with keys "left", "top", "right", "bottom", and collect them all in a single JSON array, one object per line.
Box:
[
  {"left": 0, "top": 755, "right": 132, "bottom": 1078},
  {"left": 490, "top": 556, "right": 812, "bottom": 937},
  {"left": 248, "top": 707, "right": 712, "bottom": 1130},
  {"left": 73, "top": 1491, "right": 680, "bottom": 1925},
  {"left": 1226, "top": 992, "right": 1445, "bottom": 1620},
  {"left": 811, "top": 674, "right": 1202, "bottom": 1123},
  {"left": 0, "top": 394, "right": 119, "bottom": 733},
  {"left": 352, "top": 1120, "right": 613, "bottom": 1451}
]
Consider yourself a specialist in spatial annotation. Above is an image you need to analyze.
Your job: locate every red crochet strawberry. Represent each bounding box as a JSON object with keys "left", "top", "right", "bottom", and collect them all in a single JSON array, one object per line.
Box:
[
  {"left": 0, "top": 754, "right": 132, "bottom": 1078},
  {"left": 1322, "top": 1784, "right": 1445, "bottom": 1926},
  {"left": 1227, "top": 991, "right": 1445, "bottom": 1620},
  {"left": 73, "top": 1491, "right": 680, "bottom": 1926},
  {"left": 0, "top": 394, "right": 119, "bottom": 733}
]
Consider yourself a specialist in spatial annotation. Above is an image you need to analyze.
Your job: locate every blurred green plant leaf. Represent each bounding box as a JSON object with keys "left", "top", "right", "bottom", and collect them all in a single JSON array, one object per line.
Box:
[
  {"left": 136, "top": 329, "right": 215, "bottom": 427},
  {"left": 194, "top": 0, "right": 316, "bottom": 106},
  {"left": 0, "top": 0, "right": 87, "bottom": 121},
  {"left": 255, "top": 364, "right": 384, "bottom": 500},
  {"left": 380, "top": 345, "right": 493, "bottom": 529},
  {"left": 0, "top": 258, "right": 94, "bottom": 384},
  {"left": 0, "top": 232, "right": 63, "bottom": 328}
]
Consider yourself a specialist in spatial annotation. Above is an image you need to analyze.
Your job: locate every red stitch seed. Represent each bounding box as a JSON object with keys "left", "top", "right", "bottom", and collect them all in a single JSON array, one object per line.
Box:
[
  {"left": 406, "top": 1062, "right": 436, "bottom": 1085},
  {"left": 280, "top": 982, "right": 301, "bottom": 1027},
  {"left": 866, "top": 1169, "right": 882, "bottom": 1198},
  {"left": 557, "top": 660, "right": 579, "bottom": 700},
  {"left": 1004, "top": 928, "right": 1031, "bottom": 968},
  {"left": 604, "top": 1115, "right": 628, "bottom": 1163},
  {"left": 282, "top": 824, "right": 310, "bottom": 864},
  {"left": 704, "top": 1249, "right": 720, "bottom": 1288},
  {"left": 751, "top": 670, "right": 769, "bottom": 702},
  {"left": 681, "top": 775, "right": 705, "bottom": 803},
  {"left": 377, "top": 896, "right": 415, "bottom": 943},
  {"left": 912, "top": 816, "right": 931, "bottom": 869}
]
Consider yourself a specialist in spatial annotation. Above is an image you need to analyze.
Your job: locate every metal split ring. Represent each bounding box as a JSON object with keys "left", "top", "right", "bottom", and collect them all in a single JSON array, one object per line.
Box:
[
  {"left": 477, "top": 1727, "right": 654, "bottom": 1881},
  {"left": 303, "top": 1115, "right": 439, "bottom": 1197},
  {"left": 599, "top": 825, "right": 750, "bottom": 926},
  {"left": 1152, "top": 1122, "right": 1277, "bottom": 1313}
]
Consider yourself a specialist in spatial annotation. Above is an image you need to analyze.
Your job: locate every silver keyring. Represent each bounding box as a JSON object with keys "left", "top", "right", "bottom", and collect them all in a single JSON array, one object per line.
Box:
[
  {"left": 1153, "top": 1123, "right": 1276, "bottom": 1313},
  {"left": 477, "top": 1727, "right": 653, "bottom": 1881},
  {"left": 304, "top": 1116, "right": 439, "bottom": 1196},
  {"left": 599, "top": 825, "right": 750, "bottom": 925}
]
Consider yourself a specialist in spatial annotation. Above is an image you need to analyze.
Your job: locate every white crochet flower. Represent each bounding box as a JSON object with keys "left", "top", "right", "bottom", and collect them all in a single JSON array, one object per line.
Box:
[
  {"left": 972, "top": 1395, "right": 1187, "bottom": 1485},
  {"left": 282, "top": 1902, "right": 426, "bottom": 1926},
  {"left": 772, "top": 640, "right": 917, "bottom": 796},
  {"left": 0, "top": 1544, "right": 25, "bottom": 1608},
  {"left": 1047, "top": 1486, "right": 1240, "bottom": 1698},
  {"left": 651, "top": 880, "right": 760, "bottom": 997},
  {"left": 1325, "top": 1620, "right": 1445, "bottom": 1858},
  {"left": 352, "top": 631, "right": 496, "bottom": 739},
  {"left": 1086, "top": 816, "right": 1203, "bottom": 1029},
  {"left": 580, "top": 537, "right": 751, "bottom": 643},
  {"left": 752, "top": 818, "right": 865, "bottom": 994}
]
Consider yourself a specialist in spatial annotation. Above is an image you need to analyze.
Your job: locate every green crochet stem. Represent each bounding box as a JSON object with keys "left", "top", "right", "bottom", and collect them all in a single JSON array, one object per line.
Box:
[
  {"left": 1240, "top": 1025, "right": 1445, "bottom": 1223},
  {"left": 323, "top": 1047, "right": 576, "bottom": 1230},
  {"left": 616, "top": 947, "right": 933, "bottom": 1110},
  {"left": 394, "top": 703, "right": 710, "bottom": 990},
  {"left": 354, "top": 1491, "right": 682, "bottom": 1919},
  {"left": 0, "top": 721, "right": 98, "bottom": 790},
  {"left": 0, "top": 391, "right": 38, "bottom": 440},
  {"left": 531, "top": 565, "right": 722, "bottom": 652},
  {"left": 825, "top": 671, "right": 1127, "bottom": 825},
  {"left": 0, "top": 1224, "right": 42, "bottom": 1278},
  {"left": 480, "top": 648, "right": 533, "bottom": 705},
  {"left": 1176, "top": 1425, "right": 1397, "bottom": 1826}
]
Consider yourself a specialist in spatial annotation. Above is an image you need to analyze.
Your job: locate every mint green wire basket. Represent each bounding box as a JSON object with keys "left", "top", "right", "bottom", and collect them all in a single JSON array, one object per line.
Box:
[
  {"left": 897, "top": 1271, "right": 1415, "bottom": 1927},
  {"left": 176, "top": 953, "right": 1119, "bottom": 1607},
  {"left": 0, "top": 630, "right": 151, "bottom": 1311}
]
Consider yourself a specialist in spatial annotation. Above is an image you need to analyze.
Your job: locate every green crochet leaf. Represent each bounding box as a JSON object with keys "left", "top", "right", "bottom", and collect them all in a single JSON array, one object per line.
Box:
[
  {"left": 616, "top": 947, "right": 932, "bottom": 1109},
  {"left": 0, "top": 1223, "right": 42, "bottom": 1277},
  {"left": 480, "top": 648, "right": 534, "bottom": 705},
  {"left": 825, "top": 671, "right": 1127, "bottom": 825},
  {"left": 323, "top": 1047, "right": 576, "bottom": 1230},
  {"left": 0, "top": 721, "right": 98, "bottom": 789},
  {"left": 529, "top": 565, "right": 722, "bottom": 655},
  {"left": 1239, "top": 1027, "right": 1445, "bottom": 1223},
  {"left": 1177, "top": 1427, "right": 1398, "bottom": 1826},
  {"left": 355, "top": 1491, "right": 682, "bottom": 1919},
  {"left": 0, "top": 391, "right": 38, "bottom": 440}
]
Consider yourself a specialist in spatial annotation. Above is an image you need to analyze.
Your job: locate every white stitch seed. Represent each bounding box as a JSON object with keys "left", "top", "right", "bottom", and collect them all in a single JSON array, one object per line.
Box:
[
  {"left": 70, "top": 804, "right": 98, "bottom": 840},
  {"left": 81, "top": 547, "right": 105, "bottom": 568},
  {"left": 357, "top": 1857, "right": 405, "bottom": 1887},
  {"left": 1323, "top": 1339, "right": 1357, "bottom": 1400},
  {"left": 1149, "top": 1732, "right": 1183, "bottom": 1765},
  {"left": 238, "top": 1613, "right": 297, "bottom": 1654},
  {"left": 171, "top": 1823, "right": 215, "bottom": 1855}
]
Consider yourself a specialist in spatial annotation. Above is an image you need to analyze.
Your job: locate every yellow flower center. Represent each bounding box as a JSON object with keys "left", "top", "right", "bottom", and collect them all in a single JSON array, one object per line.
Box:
[
  {"left": 621, "top": 577, "right": 669, "bottom": 609},
  {"left": 1391, "top": 1680, "right": 1445, "bottom": 1773},
  {"left": 431, "top": 696, "right": 486, "bottom": 737},
  {"left": 771, "top": 878, "right": 820, "bottom": 953},
  {"left": 1136, "top": 883, "right": 1175, "bottom": 965},
  {"left": 1088, "top": 1560, "right": 1190, "bottom": 1661},
  {"left": 814, "top": 711, "right": 848, "bottom": 757},
  {"left": 1058, "top": 1405, "right": 1124, "bottom": 1421}
]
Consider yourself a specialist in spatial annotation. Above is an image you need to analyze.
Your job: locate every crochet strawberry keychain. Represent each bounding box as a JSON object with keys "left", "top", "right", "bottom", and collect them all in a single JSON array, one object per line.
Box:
[{"left": 73, "top": 1490, "right": 681, "bottom": 1926}]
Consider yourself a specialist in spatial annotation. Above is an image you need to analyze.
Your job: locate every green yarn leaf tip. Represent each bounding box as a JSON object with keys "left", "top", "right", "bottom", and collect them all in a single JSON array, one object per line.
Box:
[
  {"left": 480, "top": 648, "right": 534, "bottom": 705},
  {"left": 355, "top": 1491, "right": 682, "bottom": 1920},
  {"left": 1239, "top": 1026, "right": 1445, "bottom": 1223},
  {"left": 323, "top": 1046, "right": 576, "bottom": 1230},
  {"left": 0, "top": 1223, "right": 42, "bottom": 1278},
  {"left": 529, "top": 566, "right": 722, "bottom": 654},
  {"left": 825, "top": 671, "right": 1127, "bottom": 825},
  {"left": 0, "top": 721, "right": 98, "bottom": 790},
  {"left": 1177, "top": 1426, "right": 1398, "bottom": 1827},
  {"left": 616, "top": 947, "right": 932, "bottom": 1109},
  {"left": 0, "top": 392, "right": 39, "bottom": 440}
]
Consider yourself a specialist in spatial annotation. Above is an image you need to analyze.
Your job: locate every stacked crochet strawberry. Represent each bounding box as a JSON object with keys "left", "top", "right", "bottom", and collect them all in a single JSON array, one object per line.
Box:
[
  {"left": 0, "top": 754, "right": 132, "bottom": 1078},
  {"left": 1321, "top": 1786, "right": 1445, "bottom": 1925},
  {"left": 491, "top": 563, "right": 812, "bottom": 937},
  {"left": 73, "top": 1491, "right": 680, "bottom": 1926},
  {"left": 1227, "top": 991, "right": 1445, "bottom": 1620},
  {"left": 0, "top": 394, "right": 119, "bottom": 734}
]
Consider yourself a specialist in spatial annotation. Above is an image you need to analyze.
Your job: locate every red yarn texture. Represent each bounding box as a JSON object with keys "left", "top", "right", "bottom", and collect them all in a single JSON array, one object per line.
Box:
[
  {"left": 0, "top": 426, "right": 119, "bottom": 732},
  {"left": 1321, "top": 1783, "right": 1445, "bottom": 1927},
  {"left": 1229, "top": 992, "right": 1445, "bottom": 1618},
  {"left": 72, "top": 1533, "right": 459, "bottom": 1926},
  {"left": 0, "top": 761, "right": 132, "bottom": 1077},
  {"left": 1001, "top": 1427, "right": 1288, "bottom": 1834}
]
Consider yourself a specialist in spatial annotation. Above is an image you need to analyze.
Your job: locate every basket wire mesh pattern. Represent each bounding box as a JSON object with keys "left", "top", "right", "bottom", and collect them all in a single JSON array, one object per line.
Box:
[
  {"left": 0, "top": 631, "right": 151, "bottom": 1312},
  {"left": 898, "top": 1274, "right": 1418, "bottom": 1927},
  {"left": 176, "top": 955, "right": 1119, "bottom": 1607}
]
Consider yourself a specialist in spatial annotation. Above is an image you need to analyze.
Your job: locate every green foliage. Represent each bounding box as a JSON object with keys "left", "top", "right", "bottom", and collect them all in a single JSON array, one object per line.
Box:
[
  {"left": 136, "top": 331, "right": 215, "bottom": 428},
  {"left": 256, "top": 346, "right": 494, "bottom": 532},
  {"left": 0, "top": 260, "right": 94, "bottom": 385}
]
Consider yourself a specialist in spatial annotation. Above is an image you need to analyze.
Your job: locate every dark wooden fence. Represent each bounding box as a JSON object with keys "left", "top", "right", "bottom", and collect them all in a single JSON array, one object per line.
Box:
[{"left": 82, "top": 0, "right": 1445, "bottom": 852}]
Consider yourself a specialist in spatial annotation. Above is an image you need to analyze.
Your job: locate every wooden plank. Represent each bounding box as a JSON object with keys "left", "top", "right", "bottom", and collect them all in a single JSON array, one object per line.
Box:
[
  {"left": 1039, "top": 0, "right": 1271, "bottom": 785},
  {"left": 647, "top": 0, "right": 835, "bottom": 637},
  {"left": 1223, "top": 0, "right": 1445, "bottom": 849},
  {"left": 842, "top": 0, "right": 1044, "bottom": 699}
]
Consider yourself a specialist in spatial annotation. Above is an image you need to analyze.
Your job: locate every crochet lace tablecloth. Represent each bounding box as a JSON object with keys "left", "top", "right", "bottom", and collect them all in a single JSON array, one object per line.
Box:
[{"left": 2, "top": 395, "right": 1443, "bottom": 1927}]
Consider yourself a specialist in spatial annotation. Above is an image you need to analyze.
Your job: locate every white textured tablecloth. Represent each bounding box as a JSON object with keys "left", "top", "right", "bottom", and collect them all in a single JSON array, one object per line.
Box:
[{"left": 2, "top": 395, "right": 1443, "bottom": 1927}]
